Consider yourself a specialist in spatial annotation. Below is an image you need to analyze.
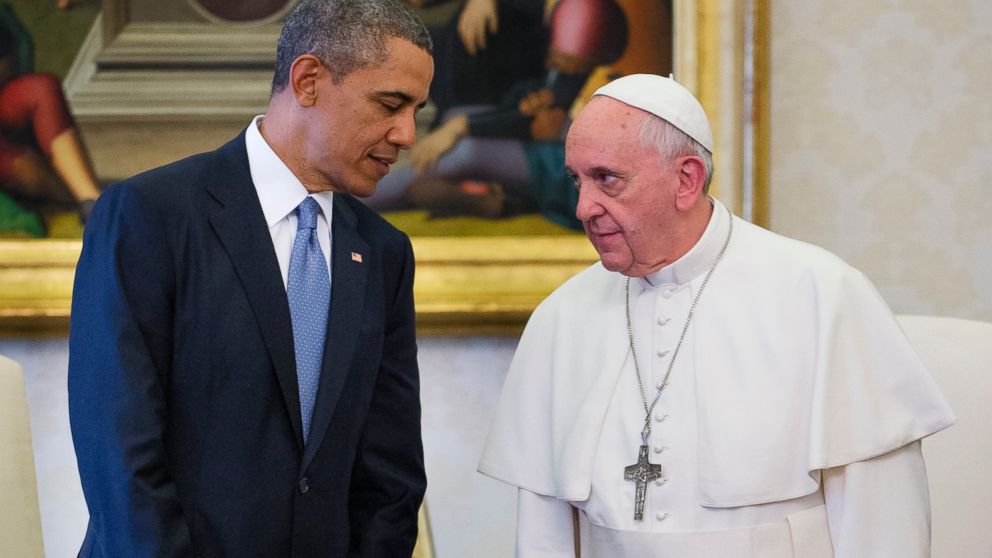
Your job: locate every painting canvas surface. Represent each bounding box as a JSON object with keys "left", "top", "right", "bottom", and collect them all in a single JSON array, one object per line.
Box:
[{"left": 0, "top": 0, "right": 671, "bottom": 239}]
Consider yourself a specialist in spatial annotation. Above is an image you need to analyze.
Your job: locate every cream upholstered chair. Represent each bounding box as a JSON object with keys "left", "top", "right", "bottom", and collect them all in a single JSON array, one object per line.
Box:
[
  {"left": 0, "top": 355, "right": 44, "bottom": 557},
  {"left": 897, "top": 315, "right": 992, "bottom": 558}
]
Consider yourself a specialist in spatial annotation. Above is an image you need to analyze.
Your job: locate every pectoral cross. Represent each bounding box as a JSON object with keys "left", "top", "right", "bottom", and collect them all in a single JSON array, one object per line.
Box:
[{"left": 624, "top": 444, "right": 664, "bottom": 520}]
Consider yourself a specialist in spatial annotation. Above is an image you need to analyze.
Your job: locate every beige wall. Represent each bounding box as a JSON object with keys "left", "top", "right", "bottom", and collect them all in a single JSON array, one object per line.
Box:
[{"left": 769, "top": 0, "right": 991, "bottom": 321}]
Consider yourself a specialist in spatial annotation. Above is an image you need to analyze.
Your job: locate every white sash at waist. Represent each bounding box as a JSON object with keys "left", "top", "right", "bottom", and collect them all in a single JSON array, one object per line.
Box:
[{"left": 578, "top": 505, "right": 833, "bottom": 558}]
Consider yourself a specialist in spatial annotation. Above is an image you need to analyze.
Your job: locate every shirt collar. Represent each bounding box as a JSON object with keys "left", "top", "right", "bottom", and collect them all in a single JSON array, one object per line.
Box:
[
  {"left": 246, "top": 115, "right": 334, "bottom": 227},
  {"left": 638, "top": 197, "right": 731, "bottom": 290}
]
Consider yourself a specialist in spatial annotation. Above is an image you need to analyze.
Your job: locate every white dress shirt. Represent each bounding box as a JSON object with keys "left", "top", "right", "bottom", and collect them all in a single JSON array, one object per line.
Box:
[{"left": 245, "top": 115, "right": 333, "bottom": 287}]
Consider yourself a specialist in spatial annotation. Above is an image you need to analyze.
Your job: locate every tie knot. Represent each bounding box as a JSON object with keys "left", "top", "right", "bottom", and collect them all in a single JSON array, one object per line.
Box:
[{"left": 296, "top": 197, "right": 320, "bottom": 230}]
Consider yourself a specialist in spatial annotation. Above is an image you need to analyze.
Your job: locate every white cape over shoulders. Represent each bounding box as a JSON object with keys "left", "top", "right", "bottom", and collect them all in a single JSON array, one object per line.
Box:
[{"left": 479, "top": 206, "right": 955, "bottom": 507}]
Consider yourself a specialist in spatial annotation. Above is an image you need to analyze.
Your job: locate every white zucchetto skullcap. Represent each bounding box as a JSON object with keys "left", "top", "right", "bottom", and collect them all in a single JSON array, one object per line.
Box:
[{"left": 593, "top": 74, "right": 713, "bottom": 153}]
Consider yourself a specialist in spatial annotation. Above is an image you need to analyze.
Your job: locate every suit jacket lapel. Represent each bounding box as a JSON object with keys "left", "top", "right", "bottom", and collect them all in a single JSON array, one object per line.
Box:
[
  {"left": 206, "top": 133, "right": 305, "bottom": 454},
  {"left": 302, "top": 197, "right": 369, "bottom": 469}
]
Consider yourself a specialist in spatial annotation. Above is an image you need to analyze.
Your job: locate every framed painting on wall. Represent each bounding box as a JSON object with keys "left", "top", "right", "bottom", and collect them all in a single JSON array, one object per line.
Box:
[{"left": 0, "top": 0, "right": 769, "bottom": 336}]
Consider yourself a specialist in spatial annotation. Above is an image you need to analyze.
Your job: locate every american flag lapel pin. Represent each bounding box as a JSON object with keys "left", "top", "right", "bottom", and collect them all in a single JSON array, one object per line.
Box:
[{"left": 351, "top": 252, "right": 363, "bottom": 263}]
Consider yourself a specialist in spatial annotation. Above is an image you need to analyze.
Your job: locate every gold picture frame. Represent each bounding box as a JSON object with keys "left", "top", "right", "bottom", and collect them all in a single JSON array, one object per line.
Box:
[{"left": 0, "top": 0, "right": 769, "bottom": 337}]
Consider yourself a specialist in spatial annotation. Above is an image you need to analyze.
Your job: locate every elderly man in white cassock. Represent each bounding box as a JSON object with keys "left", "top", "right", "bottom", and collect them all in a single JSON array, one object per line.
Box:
[{"left": 478, "top": 74, "right": 956, "bottom": 557}]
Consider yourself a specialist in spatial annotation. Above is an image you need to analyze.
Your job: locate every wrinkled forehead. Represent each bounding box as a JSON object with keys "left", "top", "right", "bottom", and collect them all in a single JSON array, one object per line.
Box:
[{"left": 567, "top": 96, "right": 653, "bottom": 151}]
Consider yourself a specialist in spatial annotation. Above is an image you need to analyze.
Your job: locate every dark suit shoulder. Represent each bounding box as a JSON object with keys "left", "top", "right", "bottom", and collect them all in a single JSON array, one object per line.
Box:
[{"left": 102, "top": 133, "right": 248, "bottom": 216}]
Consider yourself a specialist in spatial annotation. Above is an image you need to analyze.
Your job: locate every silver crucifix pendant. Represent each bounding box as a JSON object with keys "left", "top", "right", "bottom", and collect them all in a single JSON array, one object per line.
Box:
[{"left": 624, "top": 444, "right": 664, "bottom": 520}]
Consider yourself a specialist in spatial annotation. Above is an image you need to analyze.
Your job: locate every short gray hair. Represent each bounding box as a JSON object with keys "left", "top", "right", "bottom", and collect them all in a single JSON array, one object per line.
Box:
[
  {"left": 271, "top": 0, "right": 433, "bottom": 95},
  {"left": 639, "top": 114, "right": 714, "bottom": 193}
]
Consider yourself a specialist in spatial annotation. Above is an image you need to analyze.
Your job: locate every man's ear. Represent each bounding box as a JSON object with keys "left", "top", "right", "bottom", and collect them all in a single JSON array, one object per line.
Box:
[
  {"left": 674, "top": 156, "right": 707, "bottom": 211},
  {"left": 289, "top": 54, "right": 324, "bottom": 108}
]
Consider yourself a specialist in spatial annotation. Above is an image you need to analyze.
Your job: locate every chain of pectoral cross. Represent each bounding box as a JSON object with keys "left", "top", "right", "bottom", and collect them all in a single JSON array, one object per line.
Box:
[{"left": 622, "top": 207, "right": 733, "bottom": 521}]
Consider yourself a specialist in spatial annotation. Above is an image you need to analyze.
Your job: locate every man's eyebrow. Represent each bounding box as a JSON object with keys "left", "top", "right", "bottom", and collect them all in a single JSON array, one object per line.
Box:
[
  {"left": 376, "top": 90, "right": 428, "bottom": 110},
  {"left": 570, "top": 165, "right": 623, "bottom": 177}
]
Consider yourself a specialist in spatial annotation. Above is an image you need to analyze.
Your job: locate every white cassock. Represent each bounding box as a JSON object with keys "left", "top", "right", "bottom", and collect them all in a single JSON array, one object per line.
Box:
[{"left": 479, "top": 199, "right": 955, "bottom": 558}]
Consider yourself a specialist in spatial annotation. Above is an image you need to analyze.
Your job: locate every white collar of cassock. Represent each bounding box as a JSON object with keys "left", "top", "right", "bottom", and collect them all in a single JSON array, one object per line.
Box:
[{"left": 638, "top": 197, "right": 727, "bottom": 292}]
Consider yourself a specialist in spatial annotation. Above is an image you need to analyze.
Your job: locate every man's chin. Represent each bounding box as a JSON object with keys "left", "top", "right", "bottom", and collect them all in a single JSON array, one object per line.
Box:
[
  {"left": 588, "top": 238, "right": 630, "bottom": 271},
  {"left": 597, "top": 253, "right": 632, "bottom": 274},
  {"left": 346, "top": 180, "right": 378, "bottom": 198}
]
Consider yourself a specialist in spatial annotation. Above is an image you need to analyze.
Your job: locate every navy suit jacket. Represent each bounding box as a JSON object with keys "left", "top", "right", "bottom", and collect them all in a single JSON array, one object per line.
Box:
[{"left": 68, "top": 132, "right": 425, "bottom": 557}]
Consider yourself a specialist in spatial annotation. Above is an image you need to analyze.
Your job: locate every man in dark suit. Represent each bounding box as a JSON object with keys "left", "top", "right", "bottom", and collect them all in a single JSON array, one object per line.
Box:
[{"left": 67, "top": 1, "right": 433, "bottom": 556}]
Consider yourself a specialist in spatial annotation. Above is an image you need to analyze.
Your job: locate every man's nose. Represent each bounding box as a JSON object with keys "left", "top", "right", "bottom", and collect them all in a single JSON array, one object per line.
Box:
[
  {"left": 575, "top": 184, "right": 602, "bottom": 221},
  {"left": 388, "top": 115, "right": 417, "bottom": 149}
]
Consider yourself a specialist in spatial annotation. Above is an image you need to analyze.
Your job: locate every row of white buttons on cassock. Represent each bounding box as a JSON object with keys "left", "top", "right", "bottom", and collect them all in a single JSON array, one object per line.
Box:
[
  {"left": 653, "top": 286, "right": 680, "bottom": 522},
  {"left": 654, "top": 408, "right": 671, "bottom": 522}
]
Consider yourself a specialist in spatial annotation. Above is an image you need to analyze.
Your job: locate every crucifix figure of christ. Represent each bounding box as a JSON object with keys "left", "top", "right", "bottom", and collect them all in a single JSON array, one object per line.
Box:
[{"left": 624, "top": 444, "right": 665, "bottom": 520}]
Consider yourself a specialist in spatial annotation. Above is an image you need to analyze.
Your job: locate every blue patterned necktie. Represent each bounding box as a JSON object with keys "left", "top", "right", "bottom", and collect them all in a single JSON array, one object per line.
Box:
[{"left": 287, "top": 197, "right": 331, "bottom": 443}]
